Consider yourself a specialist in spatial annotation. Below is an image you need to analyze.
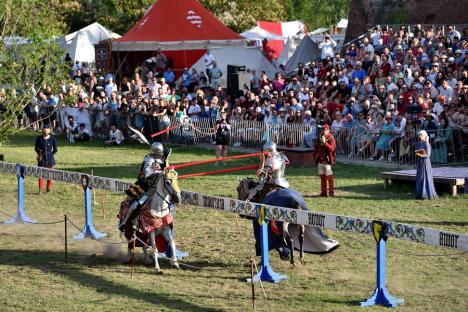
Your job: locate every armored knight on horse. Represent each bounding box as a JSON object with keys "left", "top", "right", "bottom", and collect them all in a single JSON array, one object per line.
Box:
[
  {"left": 118, "top": 142, "right": 182, "bottom": 274},
  {"left": 239, "top": 141, "right": 339, "bottom": 266}
]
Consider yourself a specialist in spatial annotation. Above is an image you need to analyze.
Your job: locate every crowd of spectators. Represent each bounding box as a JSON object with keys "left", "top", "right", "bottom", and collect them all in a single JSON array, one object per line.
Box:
[{"left": 22, "top": 24, "right": 468, "bottom": 164}]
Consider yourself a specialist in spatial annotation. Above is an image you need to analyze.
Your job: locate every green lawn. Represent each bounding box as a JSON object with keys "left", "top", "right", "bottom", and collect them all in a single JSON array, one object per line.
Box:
[{"left": 0, "top": 132, "right": 467, "bottom": 312}]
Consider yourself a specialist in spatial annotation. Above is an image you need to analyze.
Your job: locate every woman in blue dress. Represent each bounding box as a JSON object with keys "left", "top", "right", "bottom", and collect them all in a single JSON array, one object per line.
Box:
[{"left": 415, "top": 130, "right": 438, "bottom": 199}]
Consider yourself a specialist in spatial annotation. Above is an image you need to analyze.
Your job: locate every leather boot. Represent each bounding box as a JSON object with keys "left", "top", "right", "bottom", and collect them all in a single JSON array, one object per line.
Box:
[
  {"left": 320, "top": 174, "right": 327, "bottom": 196},
  {"left": 327, "top": 175, "right": 334, "bottom": 197}
]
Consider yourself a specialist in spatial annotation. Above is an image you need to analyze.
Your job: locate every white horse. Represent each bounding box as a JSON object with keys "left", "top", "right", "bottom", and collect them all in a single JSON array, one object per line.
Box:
[{"left": 123, "top": 169, "right": 182, "bottom": 274}]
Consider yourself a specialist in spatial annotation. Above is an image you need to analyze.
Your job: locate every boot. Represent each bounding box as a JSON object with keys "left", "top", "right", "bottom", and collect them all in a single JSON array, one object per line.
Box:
[
  {"left": 327, "top": 175, "right": 334, "bottom": 197},
  {"left": 38, "top": 179, "right": 44, "bottom": 193},
  {"left": 320, "top": 174, "right": 327, "bottom": 197},
  {"left": 46, "top": 180, "right": 52, "bottom": 192},
  {"left": 119, "top": 201, "right": 138, "bottom": 231}
]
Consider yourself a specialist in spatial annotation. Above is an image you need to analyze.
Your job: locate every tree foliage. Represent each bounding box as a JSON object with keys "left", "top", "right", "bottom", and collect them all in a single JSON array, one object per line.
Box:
[
  {"left": 201, "top": 0, "right": 286, "bottom": 32},
  {"left": 0, "top": 0, "right": 68, "bottom": 140},
  {"left": 283, "top": 0, "right": 350, "bottom": 31}
]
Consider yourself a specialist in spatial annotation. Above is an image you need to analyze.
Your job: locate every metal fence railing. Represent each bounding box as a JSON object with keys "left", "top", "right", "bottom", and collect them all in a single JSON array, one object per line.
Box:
[{"left": 333, "top": 127, "right": 467, "bottom": 167}]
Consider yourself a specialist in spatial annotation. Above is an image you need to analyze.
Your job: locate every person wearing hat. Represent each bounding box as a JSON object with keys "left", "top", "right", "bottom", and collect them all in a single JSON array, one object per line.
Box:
[
  {"left": 34, "top": 124, "right": 58, "bottom": 193},
  {"left": 421, "top": 112, "right": 438, "bottom": 131},
  {"left": 312, "top": 124, "right": 336, "bottom": 197}
]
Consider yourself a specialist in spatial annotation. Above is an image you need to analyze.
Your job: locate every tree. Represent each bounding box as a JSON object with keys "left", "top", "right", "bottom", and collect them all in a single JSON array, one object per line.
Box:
[
  {"left": 201, "top": 0, "right": 285, "bottom": 32},
  {"left": 283, "top": 0, "right": 350, "bottom": 31},
  {"left": 0, "top": 0, "right": 68, "bottom": 141}
]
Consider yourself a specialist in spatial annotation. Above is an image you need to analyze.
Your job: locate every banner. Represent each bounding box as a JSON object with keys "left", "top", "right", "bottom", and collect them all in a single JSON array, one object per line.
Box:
[{"left": 1, "top": 162, "right": 467, "bottom": 252}]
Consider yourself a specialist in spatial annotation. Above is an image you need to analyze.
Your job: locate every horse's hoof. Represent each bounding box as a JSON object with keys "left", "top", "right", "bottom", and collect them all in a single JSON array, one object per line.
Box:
[
  {"left": 155, "top": 268, "right": 163, "bottom": 275},
  {"left": 290, "top": 263, "right": 296, "bottom": 269},
  {"left": 172, "top": 263, "right": 180, "bottom": 270}
]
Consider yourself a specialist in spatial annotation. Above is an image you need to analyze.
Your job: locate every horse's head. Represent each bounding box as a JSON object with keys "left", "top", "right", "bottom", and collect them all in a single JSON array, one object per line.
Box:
[
  {"left": 163, "top": 169, "right": 181, "bottom": 204},
  {"left": 237, "top": 177, "right": 258, "bottom": 201}
]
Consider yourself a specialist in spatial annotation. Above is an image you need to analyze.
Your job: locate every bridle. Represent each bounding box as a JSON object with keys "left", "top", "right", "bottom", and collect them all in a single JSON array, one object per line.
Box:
[{"left": 153, "top": 172, "right": 179, "bottom": 207}]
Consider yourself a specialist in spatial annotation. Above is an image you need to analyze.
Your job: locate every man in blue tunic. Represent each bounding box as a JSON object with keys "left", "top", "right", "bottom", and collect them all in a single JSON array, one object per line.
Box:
[{"left": 34, "top": 124, "right": 58, "bottom": 193}]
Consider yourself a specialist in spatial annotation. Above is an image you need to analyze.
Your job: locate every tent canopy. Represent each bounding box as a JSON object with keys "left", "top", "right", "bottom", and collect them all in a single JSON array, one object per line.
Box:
[
  {"left": 64, "top": 22, "right": 121, "bottom": 45},
  {"left": 336, "top": 19, "right": 348, "bottom": 29},
  {"left": 257, "top": 20, "right": 305, "bottom": 59},
  {"left": 61, "top": 22, "right": 121, "bottom": 63},
  {"left": 113, "top": 0, "right": 244, "bottom": 51},
  {"left": 190, "top": 47, "right": 277, "bottom": 79},
  {"left": 285, "top": 36, "right": 320, "bottom": 75},
  {"left": 240, "top": 26, "right": 284, "bottom": 41}
]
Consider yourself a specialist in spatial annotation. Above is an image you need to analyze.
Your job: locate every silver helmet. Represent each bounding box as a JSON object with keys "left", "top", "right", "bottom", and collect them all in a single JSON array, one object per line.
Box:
[
  {"left": 264, "top": 141, "right": 277, "bottom": 153},
  {"left": 151, "top": 142, "right": 164, "bottom": 158}
]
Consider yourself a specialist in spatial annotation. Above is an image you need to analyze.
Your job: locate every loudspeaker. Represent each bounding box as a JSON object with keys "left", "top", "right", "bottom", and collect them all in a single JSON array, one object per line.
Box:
[
  {"left": 227, "top": 73, "right": 239, "bottom": 95},
  {"left": 227, "top": 72, "right": 251, "bottom": 96},
  {"left": 227, "top": 64, "right": 246, "bottom": 74}
]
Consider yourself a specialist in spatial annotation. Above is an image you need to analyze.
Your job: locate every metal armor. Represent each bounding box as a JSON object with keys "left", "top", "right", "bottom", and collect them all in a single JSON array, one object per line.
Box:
[
  {"left": 143, "top": 154, "right": 164, "bottom": 178},
  {"left": 264, "top": 152, "right": 289, "bottom": 188}
]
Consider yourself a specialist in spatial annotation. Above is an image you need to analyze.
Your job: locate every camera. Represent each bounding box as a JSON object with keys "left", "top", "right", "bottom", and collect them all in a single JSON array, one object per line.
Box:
[{"left": 407, "top": 103, "right": 422, "bottom": 114}]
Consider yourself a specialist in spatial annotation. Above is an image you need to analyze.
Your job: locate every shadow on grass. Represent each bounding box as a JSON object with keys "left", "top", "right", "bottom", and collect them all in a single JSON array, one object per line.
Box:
[
  {"left": 390, "top": 220, "right": 468, "bottom": 227},
  {"left": 0, "top": 250, "right": 223, "bottom": 312}
]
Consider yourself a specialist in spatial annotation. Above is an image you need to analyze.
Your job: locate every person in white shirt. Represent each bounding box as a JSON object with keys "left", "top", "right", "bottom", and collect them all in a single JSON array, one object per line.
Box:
[
  {"left": 104, "top": 77, "right": 117, "bottom": 98},
  {"left": 65, "top": 116, "right": 78, "bottom": 143},
  {"left": 318, "top": 35, "right": 337, "bottom": 60},
  {"left": 187, "top": 100, "right": 201, "bottom": 121},
  {"left": 438, "top": 80, "right": 454, "bottom": 103},
  {"left": 105, "top": 125, "right": 124, "bottom": 145},
  {"left": 363, "top": 37, "right": 375, "bottom": 59},
  {"left": 370, "top": 27, "right": 382, "bottom": 47},
  {"left": 204, "top": 49, "right": 216, "bottom": 84},
  {"left": 447, "top": 25, "right": 461, "bottom": 42}
]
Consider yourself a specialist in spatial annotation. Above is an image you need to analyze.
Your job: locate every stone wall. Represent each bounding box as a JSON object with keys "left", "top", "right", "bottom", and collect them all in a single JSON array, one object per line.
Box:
[{"left": 345, "top": 0, "right": 468, "bottom": 42}]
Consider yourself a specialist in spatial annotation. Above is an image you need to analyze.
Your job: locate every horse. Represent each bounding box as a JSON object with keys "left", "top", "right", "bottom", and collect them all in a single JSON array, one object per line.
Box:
[
  {"left": 118, "top": 169, "right": 182, "bottom": 274},
  {"left": 237, "top": 177, "right": 339, "bottom": 267}
]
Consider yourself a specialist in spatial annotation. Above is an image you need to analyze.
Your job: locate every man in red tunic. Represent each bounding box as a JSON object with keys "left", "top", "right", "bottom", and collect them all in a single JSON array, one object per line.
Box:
[{"left": 313, "top": 124, "right": 336, "bottom": 196}]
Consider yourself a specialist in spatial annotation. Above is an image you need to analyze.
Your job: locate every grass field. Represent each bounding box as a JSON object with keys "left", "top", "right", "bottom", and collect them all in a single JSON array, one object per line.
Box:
[{"left": 0, "top": 132, "right": 467, "bottom": 312}]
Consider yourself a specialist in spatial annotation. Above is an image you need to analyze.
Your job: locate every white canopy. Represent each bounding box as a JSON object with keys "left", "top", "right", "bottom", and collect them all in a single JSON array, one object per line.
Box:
[
  {"left": 190, "top": 46, "right": 277, "bottom": 79},
  {"left": 240, "top": 26, "right": 284, "bottom": 41},
  {"left": 336, "top": 19, "right": 348, "bottom": 29},
  {"left": 61, "top": 22, "right": 121, "bottom": 63}
]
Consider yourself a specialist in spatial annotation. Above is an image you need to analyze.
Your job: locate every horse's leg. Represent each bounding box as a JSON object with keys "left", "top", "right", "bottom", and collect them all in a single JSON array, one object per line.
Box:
[
  {"left": 149, "top": 231, "right": 162, "bottom": 274},
  {"left": 299, "top": 225, "right": 305, "bottom": 265},
  {"left": 142, "top": 245, "right": 151, "bottom": 266},
  {"left": 162, "top": 226, "right": 180, "bottom": 270},
  {"left": 283, "top": 222, "right": 295, "bottom": 268}
]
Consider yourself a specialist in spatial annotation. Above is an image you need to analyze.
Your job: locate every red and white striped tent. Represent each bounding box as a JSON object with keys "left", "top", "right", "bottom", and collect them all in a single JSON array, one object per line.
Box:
[
  {"left": 112, "top": 0, "right": 245, "bottom": 73},
  {"left": 257, "top": 20, "right": 306, "bottom": 60}
]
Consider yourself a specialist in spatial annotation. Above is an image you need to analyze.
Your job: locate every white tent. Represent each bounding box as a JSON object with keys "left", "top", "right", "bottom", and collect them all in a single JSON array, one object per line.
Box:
[
  {"left": 285, "top": 36, "right": 321, "bottom": 75},
  {"left": 190, "top": 46, "right": 277, "bottom": 79},
  {"left": 61, "top": 22, "right": 121, "bottom": 63},
  {"left": 277, "top": 36, "right": 301, "bottom": 66},
  {"left": 240, "top": 26, "right": 284, "bottom": 41},
  {"left": 336, "top": 19, "right": 348, "bottom": 29}
]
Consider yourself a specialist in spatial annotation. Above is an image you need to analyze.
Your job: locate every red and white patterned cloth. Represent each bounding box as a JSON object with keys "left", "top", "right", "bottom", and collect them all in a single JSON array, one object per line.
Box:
[{"left": 139, "top": 202, "right": 173, "bottom": 234}]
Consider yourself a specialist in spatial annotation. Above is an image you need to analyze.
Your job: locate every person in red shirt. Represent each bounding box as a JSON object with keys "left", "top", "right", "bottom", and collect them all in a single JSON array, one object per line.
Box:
[{"left": 312, "top": 124, "right": 337, "bottom": 196}]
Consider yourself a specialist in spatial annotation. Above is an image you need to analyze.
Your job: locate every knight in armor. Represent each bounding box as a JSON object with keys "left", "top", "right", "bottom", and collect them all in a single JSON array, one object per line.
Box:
[
  {"left": 248, "top": 141, "right": 289, "bottom": 201},
  {"left": 120, "top": 142, "right": 166, "bottom": 230}
]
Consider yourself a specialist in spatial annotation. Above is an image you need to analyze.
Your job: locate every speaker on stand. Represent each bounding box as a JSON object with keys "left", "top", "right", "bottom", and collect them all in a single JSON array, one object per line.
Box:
[{"left": 227, "top": 65, "right": 249, "bottom": 97}]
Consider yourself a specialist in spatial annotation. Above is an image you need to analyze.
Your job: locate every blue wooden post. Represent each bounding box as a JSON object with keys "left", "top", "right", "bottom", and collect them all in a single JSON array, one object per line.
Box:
[
  {"left": 361, "top": 222, "right": 404, "bottom": 307},
  {"left": 247, "top": 207, "right": 288, "bottom": 283},
  {"left": 5, "top": 164, "right": 36, "bottom": 224},
  {"left": 74, "top": 185, "right": 107, "bottom": 240}
]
